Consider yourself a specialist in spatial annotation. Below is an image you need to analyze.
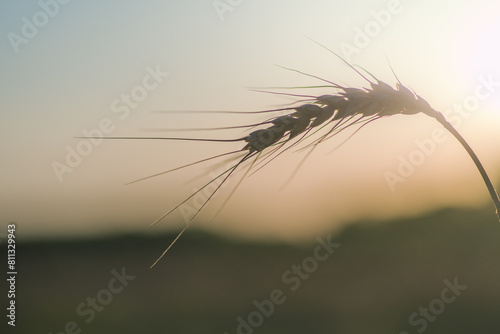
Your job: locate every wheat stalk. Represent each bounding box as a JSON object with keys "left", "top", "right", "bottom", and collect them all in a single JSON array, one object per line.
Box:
[{"left": 79, "top": 48, "right": 500, "bottom": 267}]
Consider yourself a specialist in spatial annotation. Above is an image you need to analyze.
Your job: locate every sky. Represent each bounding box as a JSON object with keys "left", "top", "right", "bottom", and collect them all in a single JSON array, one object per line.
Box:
[{"left": 1, "top": 0, "right": 500, "bottom": 243}]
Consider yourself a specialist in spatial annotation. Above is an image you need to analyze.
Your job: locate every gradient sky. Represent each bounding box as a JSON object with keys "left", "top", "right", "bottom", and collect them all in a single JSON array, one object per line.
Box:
[{"left": 2, "top": 0, "right": 500, "bottom": 242}]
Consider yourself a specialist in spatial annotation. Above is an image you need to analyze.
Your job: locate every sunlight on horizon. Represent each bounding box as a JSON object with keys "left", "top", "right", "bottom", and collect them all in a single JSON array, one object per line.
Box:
[{"left": 2, "top": 0, "right": 500, "bottom": 242}]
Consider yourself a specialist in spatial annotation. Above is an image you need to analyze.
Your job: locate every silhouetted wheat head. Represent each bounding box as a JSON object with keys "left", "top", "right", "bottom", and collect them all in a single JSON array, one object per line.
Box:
[{"left": 79, "top": 47, "right": 500, "bottom": 267}]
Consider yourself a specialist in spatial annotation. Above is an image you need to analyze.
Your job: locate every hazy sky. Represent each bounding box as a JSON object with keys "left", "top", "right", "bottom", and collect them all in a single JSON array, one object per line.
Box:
[{"left": 2, "top": 0, "right": 500, "bottom": 242}]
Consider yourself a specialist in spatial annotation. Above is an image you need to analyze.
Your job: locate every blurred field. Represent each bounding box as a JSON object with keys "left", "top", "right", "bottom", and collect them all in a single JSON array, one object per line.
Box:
[{"left": 16, "top": 207, "right": 500, "bottom": 334}]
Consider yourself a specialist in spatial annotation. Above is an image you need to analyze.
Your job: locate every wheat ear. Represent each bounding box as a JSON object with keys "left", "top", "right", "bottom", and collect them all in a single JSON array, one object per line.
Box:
[{"left": 78, "top": 53, "right": 500, "bottom": 267}]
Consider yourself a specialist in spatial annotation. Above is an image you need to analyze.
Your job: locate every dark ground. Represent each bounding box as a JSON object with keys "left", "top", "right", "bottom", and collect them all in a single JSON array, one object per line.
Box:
[{"left": 6, "top": 206, "right": 500, "bottom": 334}]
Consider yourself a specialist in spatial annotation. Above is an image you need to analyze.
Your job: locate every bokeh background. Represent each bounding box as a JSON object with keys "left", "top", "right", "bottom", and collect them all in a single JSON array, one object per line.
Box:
[{"left": 2, "top": 0, "right": 500, "bottom": 333}]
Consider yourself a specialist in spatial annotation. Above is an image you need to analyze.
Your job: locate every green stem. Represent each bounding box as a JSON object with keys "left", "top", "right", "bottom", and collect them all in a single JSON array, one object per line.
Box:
[{"left": 434, "top": 113, "right": 500, "bottom": 221}]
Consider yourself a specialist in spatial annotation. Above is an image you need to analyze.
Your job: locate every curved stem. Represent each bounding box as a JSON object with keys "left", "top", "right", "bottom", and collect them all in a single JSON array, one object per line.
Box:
[{"left": 435, "top": 114, "right": 500, "bottom": 221}]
